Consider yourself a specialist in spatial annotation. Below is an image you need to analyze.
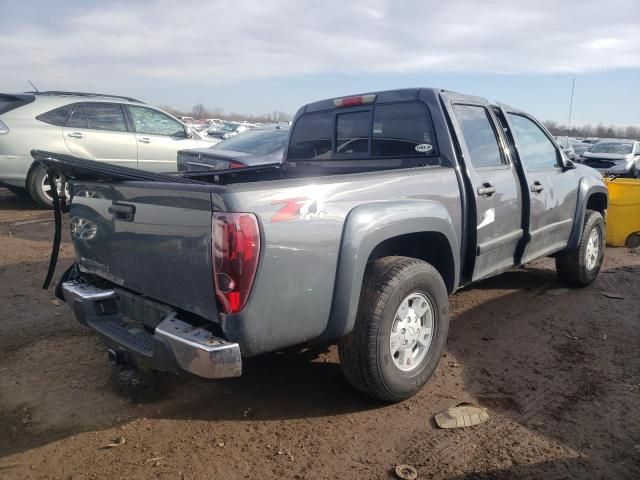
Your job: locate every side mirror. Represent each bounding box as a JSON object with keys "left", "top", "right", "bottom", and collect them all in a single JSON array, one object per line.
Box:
[{"left": 185, "top": 127, "right": 193, "bottom": 138}]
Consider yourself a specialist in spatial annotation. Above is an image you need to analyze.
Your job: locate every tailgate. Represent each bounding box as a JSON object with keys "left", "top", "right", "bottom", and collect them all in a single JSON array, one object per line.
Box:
[{"left": 69, "top": 181, "right": 219, "bottom": 321}]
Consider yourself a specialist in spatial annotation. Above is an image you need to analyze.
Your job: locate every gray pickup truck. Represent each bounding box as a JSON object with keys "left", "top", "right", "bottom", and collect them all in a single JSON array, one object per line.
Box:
[{"left": 36, "top": 88, "right": 608, "bottom": 402}]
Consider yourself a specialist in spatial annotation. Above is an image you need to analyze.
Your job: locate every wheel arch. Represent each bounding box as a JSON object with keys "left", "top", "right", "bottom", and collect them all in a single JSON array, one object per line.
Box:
[
  {"left": 565, "top": 177, "right": 608, "bottom": 252},
  {"left": 323, "top": 200, "right": 460, "bottom": 341}
]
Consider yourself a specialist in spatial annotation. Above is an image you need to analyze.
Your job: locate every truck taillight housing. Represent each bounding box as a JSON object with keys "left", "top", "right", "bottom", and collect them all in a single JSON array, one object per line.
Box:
[
  {"left": 333, "top": 94, "right": 376, "bottom": 108},
  {"left": 212, "top": 212, "right": 260, "bottom": 314}
]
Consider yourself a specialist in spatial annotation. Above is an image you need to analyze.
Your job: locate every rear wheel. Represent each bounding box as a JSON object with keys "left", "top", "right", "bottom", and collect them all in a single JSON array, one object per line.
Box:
[
  {"left": 626, "top": 233, "right": 640, "bottom": 249},
  {"left": 338, "top": 256, "right": 450, "bottom": 403},
  {"left": 27, "top": 164, "right": 69, "bottom": 209},
  {"left": 556, "top": 210, "right": 605, "bottom": 286}
]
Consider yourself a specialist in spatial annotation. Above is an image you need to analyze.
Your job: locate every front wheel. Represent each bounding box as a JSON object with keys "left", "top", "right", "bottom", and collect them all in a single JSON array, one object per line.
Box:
[
  {"left": 338, "top": 256, "right": 450, "bottom": 403},
  {"left": 556, "top": 210, "right": 605, "bottom": 286}
]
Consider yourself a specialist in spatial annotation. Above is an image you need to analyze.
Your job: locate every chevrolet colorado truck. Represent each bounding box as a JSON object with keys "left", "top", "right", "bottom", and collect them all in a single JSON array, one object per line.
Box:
[{"left": 36, "top": 88, "right": 608, "bottom": 402}]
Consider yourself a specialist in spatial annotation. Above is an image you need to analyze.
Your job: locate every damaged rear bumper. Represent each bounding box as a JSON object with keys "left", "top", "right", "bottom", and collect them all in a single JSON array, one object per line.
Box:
[{"left": 61, "top": 280, "right": 242, "bottom": 379}]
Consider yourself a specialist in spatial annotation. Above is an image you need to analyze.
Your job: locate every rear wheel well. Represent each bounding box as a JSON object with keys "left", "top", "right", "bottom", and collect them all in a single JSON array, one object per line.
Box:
[
  {"left": 586, "top": 192, "right": 607, "bottom": 216},
  {"left": 368, "top": 232, "right": 455, "bottom": 293}
]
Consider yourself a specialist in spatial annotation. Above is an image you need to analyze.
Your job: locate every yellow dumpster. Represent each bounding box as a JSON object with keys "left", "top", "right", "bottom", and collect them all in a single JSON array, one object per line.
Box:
[{"left": 603, "top": 177, "right": 640, "bottom": 247}]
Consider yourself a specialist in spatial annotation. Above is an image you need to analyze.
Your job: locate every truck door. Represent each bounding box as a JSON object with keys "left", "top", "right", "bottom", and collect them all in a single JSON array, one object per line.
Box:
[
  {"left": 443, "top": 98, "right": 524, "bottom": 281},
  {"left": 497, "top": 106, "right": 579, "bottom": 262}
]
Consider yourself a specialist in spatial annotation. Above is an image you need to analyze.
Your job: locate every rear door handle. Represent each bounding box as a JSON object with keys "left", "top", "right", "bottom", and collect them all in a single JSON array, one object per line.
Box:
[
  {"left": 477, "top": 183, "right": 496, "bottom": 197},
  {"left": 530, "top": 182, "right": 544, "bottom": 193},
  {"left": 138, "top": 137, "right": 151, "bottom": 144},
  {"left": 67, "top": 132, "right": 84, "bottom": 139},
  {"left": 108, "top": 203, "right": 136, "bottom": 222}
]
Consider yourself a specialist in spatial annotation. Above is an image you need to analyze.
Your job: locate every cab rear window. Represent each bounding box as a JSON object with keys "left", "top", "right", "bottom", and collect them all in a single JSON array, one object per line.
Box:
[{"left": 287, "top": 101, "right": 438, "bottom": 161}]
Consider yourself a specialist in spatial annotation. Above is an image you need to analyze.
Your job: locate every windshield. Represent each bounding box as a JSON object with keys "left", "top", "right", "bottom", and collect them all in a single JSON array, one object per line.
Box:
[
  {"left": 211, "top": 128, "right": 289, "bottom": 155},
  {"left": 219, "top": 123, "right": 240, "bottom": 132},
  {"left": 589, "top": 142, "right": 633, "bottom": 154}
]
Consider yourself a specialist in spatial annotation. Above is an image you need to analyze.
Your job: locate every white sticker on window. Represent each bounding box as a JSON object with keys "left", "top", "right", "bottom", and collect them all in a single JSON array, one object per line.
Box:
[{"left": 415, "top": 143, "right": 433, "bottom": 153}]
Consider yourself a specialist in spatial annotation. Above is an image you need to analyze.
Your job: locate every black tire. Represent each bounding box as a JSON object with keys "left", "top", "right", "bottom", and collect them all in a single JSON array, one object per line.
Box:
[
  {"left": 626, "top": 233, "right": 640, "bottom": 249},
  {"left": 555, "top": 210, "right": 605, "bottom": 287},
  {"left": 338, "top": 256, "right": 450, "bottom": 403},
  {"left": 27, "top": 164, "right": 54, "bottom": 209}
]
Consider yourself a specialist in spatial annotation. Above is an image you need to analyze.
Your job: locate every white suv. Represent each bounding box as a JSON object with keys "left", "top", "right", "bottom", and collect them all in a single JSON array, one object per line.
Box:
[{"left": 0, "top": 91, "right": 214, "bottom": 207}]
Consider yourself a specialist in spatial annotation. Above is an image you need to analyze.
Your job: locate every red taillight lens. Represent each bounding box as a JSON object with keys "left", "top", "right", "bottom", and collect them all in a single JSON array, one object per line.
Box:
[
  {"left": 212, "top": 212, "right": 260, "bottom": 314},
  {"left": 229, "top": 160, "right": 246, "bottom": 169}
]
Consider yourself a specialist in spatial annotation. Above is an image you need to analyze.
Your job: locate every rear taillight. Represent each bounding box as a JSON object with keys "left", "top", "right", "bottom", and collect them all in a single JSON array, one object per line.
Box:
[
  {"left": 212, "top": 212, "right": 260, "bottom": 314},
  {"left": 333, "top": 94, "right": 376, "bottom": 108}
]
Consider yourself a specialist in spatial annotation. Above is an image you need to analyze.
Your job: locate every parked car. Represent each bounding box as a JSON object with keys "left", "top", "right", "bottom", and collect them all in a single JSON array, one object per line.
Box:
[
  {"left": 206, "top": 122, "right": 249, "bottom": 140},
  {"left": 39, "top": 88, "right": 607, "bottom": 402},
  {"left": 580, "top": 139, "right": 640, "bottom": 177},
  {"left": 0, "top": 91, "right": 215, "bottom": 207},
  {"left": 554, "top": 136, "right": 578, "bottom": 160},
  {"left": 572, "top": 142, "right": 591, "bottom": 158},
  {"left": 177, "top": 125, "right": 289, "bottom": 171}
]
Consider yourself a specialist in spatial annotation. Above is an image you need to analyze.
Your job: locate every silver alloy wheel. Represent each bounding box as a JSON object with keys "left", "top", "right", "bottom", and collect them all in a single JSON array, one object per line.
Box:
[
  {"left": 41, "top": 173, "right": 69, "bottom": 202},
  {"left": 70, "top": 216, "right": 98, "bottom": 241},
  {"left": 585, "top": 227, "right": 600, "bottom": 271},
  {"left": 389, "top": 292, "right": 435, "bottom": 372}
]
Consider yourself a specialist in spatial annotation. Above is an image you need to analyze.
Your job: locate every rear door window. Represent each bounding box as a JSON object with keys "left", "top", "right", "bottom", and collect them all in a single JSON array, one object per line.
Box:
[
  {"left": 372, "top": 103, "right": 436, "bottom": 157},
  {"left": 36, "top": 104, "right": 73, "bottom": 126},
  {"left": 452, "top": 104, "right": 505, "bottom": 168},
  {"left": 81, "top": 103, "right": 128, "bottom": 132},
  {"left": 65, "top": 104, "right": 88, "bottom": 129},
  {"left": 287, "top": 111, "right": 333, "bottom": 160}
]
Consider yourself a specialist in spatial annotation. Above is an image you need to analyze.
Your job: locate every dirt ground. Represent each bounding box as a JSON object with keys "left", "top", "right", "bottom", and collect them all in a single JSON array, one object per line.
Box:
[{"left": 0, "top": 187, "right": 638, "bottom": 480}]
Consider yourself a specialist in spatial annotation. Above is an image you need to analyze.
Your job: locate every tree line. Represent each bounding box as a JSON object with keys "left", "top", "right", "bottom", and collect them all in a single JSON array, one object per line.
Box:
[
  {"left": 543, "top": 121, "right": 640, "bottom": 140},
  {"left": 159, "top": 103, "right": 291, "bottom": 123}
]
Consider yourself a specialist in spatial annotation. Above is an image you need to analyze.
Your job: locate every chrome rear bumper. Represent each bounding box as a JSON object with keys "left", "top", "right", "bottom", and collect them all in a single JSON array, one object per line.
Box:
[{"left": 61, "top": 280, "right": 241, "bottom": 379}]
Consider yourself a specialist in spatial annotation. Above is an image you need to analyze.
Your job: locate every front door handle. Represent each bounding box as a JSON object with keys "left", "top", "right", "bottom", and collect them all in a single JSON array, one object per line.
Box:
[
  {"left": 67, "top": 132, "right": 84, "bottom": 139},
  {"left": 138, "top": 137, "right": 151, "bottom": 144},
  {"left": 530, "top": 182, "right": 544, "bottom": 193},
  {"left": 108, "top": 203, "right": 136, "bottom": 222},
  {"left": 477, "top": 183, "right": 496, "bottom": 197}
]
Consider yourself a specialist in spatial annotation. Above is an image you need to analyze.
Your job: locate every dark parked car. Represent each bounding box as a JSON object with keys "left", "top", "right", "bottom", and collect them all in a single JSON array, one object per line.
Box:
[
  {"left": 177, "top": 125, "right": 289, "bottom": 171},
  {"left": 38, "top": 88, "right": 607, "bottom": 402}
]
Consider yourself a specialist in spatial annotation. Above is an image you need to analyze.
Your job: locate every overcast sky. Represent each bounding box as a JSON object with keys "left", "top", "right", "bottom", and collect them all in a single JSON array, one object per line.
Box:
[{"left": 1, "top": 0, "right": 638, "bottom": 124}]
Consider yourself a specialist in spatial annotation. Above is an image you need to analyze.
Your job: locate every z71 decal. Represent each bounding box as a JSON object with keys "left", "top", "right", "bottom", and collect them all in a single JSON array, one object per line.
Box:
[{"left": 271, "top": 197, "right": 326, "bottom": 222}]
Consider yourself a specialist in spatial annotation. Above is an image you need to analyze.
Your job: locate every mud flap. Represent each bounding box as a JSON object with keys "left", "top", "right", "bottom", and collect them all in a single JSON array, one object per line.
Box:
[{"left": 42, "top": 168, "right": 68, "bottom": 289}]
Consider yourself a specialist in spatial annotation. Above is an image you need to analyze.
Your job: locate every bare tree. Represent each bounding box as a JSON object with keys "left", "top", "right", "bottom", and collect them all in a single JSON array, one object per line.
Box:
[
  {"left": 158, "top": 104, "right": 183, "bottom": 117},
  {"left": 191, "top": 103, "right": 210, "bottom": 120}
]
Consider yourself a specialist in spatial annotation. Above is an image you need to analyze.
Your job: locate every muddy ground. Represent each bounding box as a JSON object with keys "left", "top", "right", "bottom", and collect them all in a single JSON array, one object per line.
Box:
[{"left": 0, "top": 187, "right": 638, "bottom": 479}]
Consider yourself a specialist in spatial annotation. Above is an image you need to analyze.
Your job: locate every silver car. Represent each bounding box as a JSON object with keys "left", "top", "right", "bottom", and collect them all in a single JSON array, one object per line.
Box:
[
  {"left": 581, "top": 139, "right": 640, "bottom": 177},
  {"left": 0, "top": 91, "right": 213, "bottom": 207}
]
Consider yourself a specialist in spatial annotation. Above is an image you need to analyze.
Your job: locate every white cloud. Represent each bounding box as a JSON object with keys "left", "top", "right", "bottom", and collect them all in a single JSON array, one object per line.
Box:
[{"left": 0, "top": 0, "right": 638, "bottom": 90}]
